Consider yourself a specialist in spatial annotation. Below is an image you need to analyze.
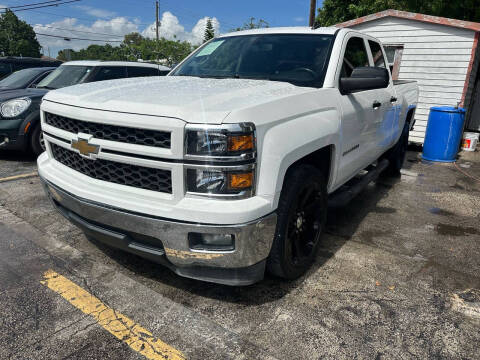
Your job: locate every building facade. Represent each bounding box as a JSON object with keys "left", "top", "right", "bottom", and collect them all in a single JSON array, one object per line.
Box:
[{"left": 336, "top": 10, "right": 480, "bottom": 144}]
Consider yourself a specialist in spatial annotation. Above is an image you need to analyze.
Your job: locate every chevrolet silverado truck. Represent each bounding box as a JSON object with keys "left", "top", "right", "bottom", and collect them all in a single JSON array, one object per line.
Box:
[{"left": 38, "top": 27, "right": 418, "bottom": 285}]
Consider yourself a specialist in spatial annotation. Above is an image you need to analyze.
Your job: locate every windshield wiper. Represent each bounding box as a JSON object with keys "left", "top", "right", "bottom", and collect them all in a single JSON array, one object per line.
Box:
[{"left": 36, "top": 85, "right": 56, "bottom": 90}]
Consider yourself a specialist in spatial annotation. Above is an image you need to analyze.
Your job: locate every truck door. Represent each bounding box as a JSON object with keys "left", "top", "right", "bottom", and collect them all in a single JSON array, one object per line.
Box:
[
  {"left": 336, "top": 35, "right": 378, "bottom": 186},
  {"left": 367, "top": 40, "right": 398, "bottom": 154}
]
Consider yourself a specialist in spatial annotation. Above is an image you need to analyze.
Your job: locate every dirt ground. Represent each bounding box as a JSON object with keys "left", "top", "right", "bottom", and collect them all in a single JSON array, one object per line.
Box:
[{"left": 0, "top": 148, "right": 479, "bottom": 359}]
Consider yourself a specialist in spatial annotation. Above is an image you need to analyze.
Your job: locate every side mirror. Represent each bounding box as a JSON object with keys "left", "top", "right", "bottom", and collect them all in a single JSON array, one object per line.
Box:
[{"left": 340, "top": 67, "right": 389, "bottom": 94}]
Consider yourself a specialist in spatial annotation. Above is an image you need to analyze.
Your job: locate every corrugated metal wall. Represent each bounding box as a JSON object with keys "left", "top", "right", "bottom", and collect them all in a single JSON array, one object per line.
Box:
[{"left": 351, "top": 17, "right": 476, "bottom": 144}]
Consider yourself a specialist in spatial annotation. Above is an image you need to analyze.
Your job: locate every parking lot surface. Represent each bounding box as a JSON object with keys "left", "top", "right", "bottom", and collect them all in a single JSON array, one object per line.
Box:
[{"left": 0, "top": 149, "right": 479, "bottom": 359}]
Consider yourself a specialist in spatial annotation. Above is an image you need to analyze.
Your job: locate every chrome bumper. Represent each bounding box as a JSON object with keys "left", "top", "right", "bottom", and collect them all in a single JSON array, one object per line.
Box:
[{"left": 41, "top": 177, "right": 277, "bottom": 285}]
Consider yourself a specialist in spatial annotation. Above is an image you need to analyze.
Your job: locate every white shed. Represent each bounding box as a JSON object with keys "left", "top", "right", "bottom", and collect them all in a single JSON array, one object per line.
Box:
[{"left": 336, "top": 9, "right": 480, "bottom": 144}]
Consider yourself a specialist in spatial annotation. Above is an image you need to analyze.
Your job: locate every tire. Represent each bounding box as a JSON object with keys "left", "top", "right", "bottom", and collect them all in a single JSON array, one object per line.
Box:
[
  {"left": 30, "top": 124, "right": 45, "bottom": 157},
  {"left": 267, "top": 164, "right": 327, "bottom": 280},
  {"left": 383, "top": 121, "right": 409, "bottom": 175}
]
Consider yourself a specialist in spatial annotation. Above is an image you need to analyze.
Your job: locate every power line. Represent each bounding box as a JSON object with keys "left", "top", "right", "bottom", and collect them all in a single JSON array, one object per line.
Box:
[
  {"left": 38, "top": 24, "right": 124, "bottom": 38},
  {"left": 8, "top": 0, "right": 66, "bottom": 9},
  {"left": 0, "top": 0, "right": 81, "bottom": 13},
  {"left": 10, "top": 7, "right": 152, "bottom": 26},
  {"left": 35, "top": 32, "right": 122, "bottom": 42}
]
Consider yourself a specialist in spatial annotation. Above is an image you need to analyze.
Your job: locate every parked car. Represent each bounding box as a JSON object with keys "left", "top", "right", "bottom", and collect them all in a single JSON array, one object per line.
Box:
[
  {"left": 38, "top": 28, "right": 418, "bottom": 285},
  {"left": 0, "top": 67, "right": 56, "bottom": 92},
  {"left": 0, "top": 61, "right": 169, "bottom": 155},
  {"left": 0, "top": 57, "right": 62, "bottom": 79}
]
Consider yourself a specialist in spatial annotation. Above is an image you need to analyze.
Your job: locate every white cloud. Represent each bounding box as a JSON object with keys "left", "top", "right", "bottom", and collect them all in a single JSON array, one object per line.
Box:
[
  {"left": 34, "top": 17, "right": 139, "bottom": 51},
  {"left": 33, "top": 11, "right": 222, "bottom": 56},
  {"left": 75, "top": 5, "right": 116, "bottom": 19},
  {"left": 142, "top": 12, "right": 220, "bottom": 44},
  {"left": 294, "top": 16, "right": 305, "bottom": 22}
]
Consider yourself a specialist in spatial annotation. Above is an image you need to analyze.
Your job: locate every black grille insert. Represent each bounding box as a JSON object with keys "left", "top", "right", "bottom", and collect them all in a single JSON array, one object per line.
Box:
[
  {"left": 50, "top": 143, "right": 172, "bottom": 193},
  {"left": 45, "top": 112, "right": 171, "bottom": 149}
]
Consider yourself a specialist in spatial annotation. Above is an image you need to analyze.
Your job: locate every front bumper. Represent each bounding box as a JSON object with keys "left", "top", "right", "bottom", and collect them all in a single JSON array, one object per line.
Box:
[
  {"left": 41, "top": 177, "right": 277, "bottom": 286},
  {"left": 0, "top": 119, "right": 27, "bottom": 150}
]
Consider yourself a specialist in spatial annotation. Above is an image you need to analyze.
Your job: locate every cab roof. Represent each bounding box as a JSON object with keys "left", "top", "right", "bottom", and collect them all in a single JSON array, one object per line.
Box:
[{"left": 219, "top": 26, "right": 339, "bottom": 38}]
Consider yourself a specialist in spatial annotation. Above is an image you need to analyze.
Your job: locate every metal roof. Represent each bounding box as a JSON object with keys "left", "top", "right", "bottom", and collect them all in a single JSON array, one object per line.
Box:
[{"left": 335, "top": 9, "right": 480, "bottom": 32}]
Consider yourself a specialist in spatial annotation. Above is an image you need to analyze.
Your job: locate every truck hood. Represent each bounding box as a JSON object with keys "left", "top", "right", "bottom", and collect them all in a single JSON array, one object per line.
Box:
[{"left": 43, "top": 76, "right": 316, "bottom": 124}]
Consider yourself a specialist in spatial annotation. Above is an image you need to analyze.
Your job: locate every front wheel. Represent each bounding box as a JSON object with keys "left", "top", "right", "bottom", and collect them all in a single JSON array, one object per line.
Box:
[
  {"left": 30, "top": 124, "right": 45, "bottom": 157},
  {"left": 267, "top": 164, "right": 327, "bottom": 280}
]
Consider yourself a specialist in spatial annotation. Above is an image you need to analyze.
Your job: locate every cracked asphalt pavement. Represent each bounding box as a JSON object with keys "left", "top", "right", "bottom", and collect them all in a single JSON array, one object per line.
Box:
[{"left": 0, "top": 148, "right": 479, "bottom": 359}]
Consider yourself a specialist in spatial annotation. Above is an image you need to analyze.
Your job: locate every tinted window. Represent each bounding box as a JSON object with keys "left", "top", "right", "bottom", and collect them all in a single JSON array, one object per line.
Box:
[
  {"left": 341, "top": 37, "right": 369, "bottom": 77},
  {"left": 127, "top": 66, "right": 159, "bottom": 78},
  {"left": 369, "top": 41, "right": 387, "bottom": 68},
  {"left": 37, "top": 65, "right": 93, "bottom": 89},
  {"left": 93, "top": 66, "right": 127, "bottom": 81},
  {"left": 0, "top": 63, "right": 12, "bottom": 78},
  {"left": 172, "top": 34, "right": 334, "bottom": 88}
]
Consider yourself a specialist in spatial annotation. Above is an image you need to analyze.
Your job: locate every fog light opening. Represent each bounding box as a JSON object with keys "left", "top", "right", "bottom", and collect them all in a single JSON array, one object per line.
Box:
[
  {"left": 188, "top": 232, "right": 235, "bottom": 251},
  {"left": 0, "top": 135, "right": 9, "bottom": 147}
]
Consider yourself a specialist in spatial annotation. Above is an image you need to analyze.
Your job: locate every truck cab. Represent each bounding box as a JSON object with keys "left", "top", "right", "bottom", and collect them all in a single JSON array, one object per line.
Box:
[{"left": 38, "top": 27, "right": 418, "bottom": 285}]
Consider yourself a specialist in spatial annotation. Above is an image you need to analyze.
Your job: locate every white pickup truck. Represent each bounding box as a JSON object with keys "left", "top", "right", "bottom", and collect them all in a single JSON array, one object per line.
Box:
[{"left": 38, "top": 27, "right": 418, "bottom": 285}]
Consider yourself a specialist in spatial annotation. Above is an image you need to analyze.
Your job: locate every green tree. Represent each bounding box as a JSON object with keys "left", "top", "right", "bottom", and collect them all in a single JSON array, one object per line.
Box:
[
  {"left": 316, "top": 0, "right": 480, "bottom": 27},
  {"left": 57, "top": 33, "right": 194, "bottom": 67},
  {"left": 204, "top": 18, "right": 215, "bottom": 42},
  {"left": 0, "top": 9, "right": 41, "bottom": 57},
  {"left": 233, "top": 17, "right": 269, "bottom": 31}
]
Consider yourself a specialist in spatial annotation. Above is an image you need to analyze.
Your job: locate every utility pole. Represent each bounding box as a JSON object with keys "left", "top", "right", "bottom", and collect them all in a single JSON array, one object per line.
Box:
[
  {"left": 309, "top": 0, "right": 316, "bottom": 28},
  {"left": 155, "top": 1, "right": 160, "bottom": 42}
]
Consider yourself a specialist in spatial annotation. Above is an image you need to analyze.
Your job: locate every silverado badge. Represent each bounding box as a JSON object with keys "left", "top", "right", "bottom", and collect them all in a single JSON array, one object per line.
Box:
[{"left": 71, "top": 135, "right": 99, "bottom": 159}]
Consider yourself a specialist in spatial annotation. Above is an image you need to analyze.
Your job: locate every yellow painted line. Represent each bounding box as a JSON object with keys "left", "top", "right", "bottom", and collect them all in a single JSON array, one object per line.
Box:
[
  {"left": 40, "top": 270, "right": 186, "bottom": 360},
  {"left": 0, "top": 171, "right": 38, "bottom": 183}
]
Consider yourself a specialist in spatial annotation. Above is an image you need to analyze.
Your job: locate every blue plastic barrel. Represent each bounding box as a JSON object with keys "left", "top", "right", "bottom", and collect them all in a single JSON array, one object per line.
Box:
[{"left": 422, "top": 106, "right": 466, "bottom": 162}]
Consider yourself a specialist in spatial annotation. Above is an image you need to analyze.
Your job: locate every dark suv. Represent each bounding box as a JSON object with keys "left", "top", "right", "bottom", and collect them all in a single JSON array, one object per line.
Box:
[
  {"left": 0, "top": 57, "right": 62, "bottom": 79},
  {"left": 0, "top": 61, "right": 170, "bottom": 155}
]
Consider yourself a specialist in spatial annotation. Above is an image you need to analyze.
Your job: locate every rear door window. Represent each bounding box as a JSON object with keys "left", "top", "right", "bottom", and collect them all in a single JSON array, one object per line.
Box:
[
  {"left": 368, "top": 40, "right": 387, "bottom": 68},
  {"left": 341, "top": 37, "right": 369, "bottom": 78},
  {"left": 127, "top": 66, "right": 159, "bottom": 78},
  {"left": 93, "top": 66, "right": 127, "bottom": 81}
]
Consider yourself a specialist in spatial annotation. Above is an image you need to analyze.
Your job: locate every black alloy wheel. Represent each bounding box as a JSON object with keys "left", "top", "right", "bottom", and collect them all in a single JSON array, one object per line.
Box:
[{"left": 267, "top": 164, "right": 327, "bottom": 279}]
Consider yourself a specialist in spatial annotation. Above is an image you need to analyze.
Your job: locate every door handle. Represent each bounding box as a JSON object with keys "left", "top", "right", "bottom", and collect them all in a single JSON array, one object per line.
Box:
[
  {"left": 390, "top": 96, "right": 398, "bottom": 103},
  {"left": 372, "top": 101, "right": 382, "bottom": 109}
]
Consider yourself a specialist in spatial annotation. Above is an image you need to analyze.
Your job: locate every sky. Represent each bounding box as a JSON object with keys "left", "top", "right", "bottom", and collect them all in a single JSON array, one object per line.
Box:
[{"left": 0, "top": 0, "right": 323, "bottom": 57}]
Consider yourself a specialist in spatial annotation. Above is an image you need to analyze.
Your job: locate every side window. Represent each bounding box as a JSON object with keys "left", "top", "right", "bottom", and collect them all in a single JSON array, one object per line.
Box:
[
  {"left": 127, "top": 67, "right": 159, "bottom": 78},
  {"left": 368, "top": 41, "right": 387, "bottom": 68},
  {"left": 341, "top": 37, "right": 369, "bottom": 78},
  {"left": 93, "top": 66, "right": 127, "bottom": 81}
]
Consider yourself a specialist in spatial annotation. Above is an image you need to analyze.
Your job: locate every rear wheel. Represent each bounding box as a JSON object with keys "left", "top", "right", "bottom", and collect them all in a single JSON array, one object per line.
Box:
[
  {"left": 383, "top": 121, "right": 409, "bottom": 175},
  {"left": 30, "top": 124, "right": 45, "bottom": 157},
  {"left": 267, "top": 164, "right": 327, "bottom": 279}
]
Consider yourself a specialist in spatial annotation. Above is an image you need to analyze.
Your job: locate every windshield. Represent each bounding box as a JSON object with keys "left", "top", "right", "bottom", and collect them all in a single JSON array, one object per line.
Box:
[
  {"left": 0, "top": 68, "right": 43, "bottom": 88},
  {"left": 37, "top": 65, "right": 93, "bottom": 90},
  {"left": 172, "top": 34, "right": 334, "bottom": 87}
]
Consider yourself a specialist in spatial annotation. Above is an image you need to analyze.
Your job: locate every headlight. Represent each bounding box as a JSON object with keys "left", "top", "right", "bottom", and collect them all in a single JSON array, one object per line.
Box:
[
  {"left": 184, "top": 123, "right": 256, "bottom": 198},
  {"left": 0, "top": 97, "right": 31, "bottom": 118},
  {"left": 185, "top": 123, "right": 255, "bottom": 160},
  {"left": 186, "top": 166, "right": 255, "bottom": 198}
]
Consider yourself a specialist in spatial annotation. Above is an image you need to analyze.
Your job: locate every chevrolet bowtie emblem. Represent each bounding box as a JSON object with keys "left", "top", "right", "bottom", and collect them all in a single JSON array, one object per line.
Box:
[{"left": 71, "top": 137, "right": 99, "bottom": 158}]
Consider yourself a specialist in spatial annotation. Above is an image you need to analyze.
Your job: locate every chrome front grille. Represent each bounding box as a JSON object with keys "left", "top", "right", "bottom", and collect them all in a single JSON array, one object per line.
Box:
[
  {"left": 44, "top": 112, "right": 171, "bottom": 149},
  {"left": 50, "top": 143, "right": 172, "bottom": 193}
]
